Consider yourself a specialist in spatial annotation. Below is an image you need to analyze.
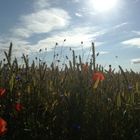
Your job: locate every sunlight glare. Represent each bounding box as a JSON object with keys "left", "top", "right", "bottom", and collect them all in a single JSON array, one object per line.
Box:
[{"left": 90, "top": 0, "right": 118, "bottom": 12}]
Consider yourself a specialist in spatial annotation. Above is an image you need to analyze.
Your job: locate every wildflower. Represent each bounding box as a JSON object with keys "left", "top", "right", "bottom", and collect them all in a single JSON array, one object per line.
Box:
[
  {"left": 16, "top": 75, "right": 21, "bottom": 81},
  {"left": 15, "top": 103, "right": 23, "bottom": 112},
  {"left": 0, "top": 118, "right": 7, "bottom": 136},
  {"left": 72, "top": 124, "right": 81, "bottom": 131},
  {"left": 92, "top": 72, "right": 105, "bottom": 89},
  {"left": 128, "top": 85, "right": 133, "bottom": 90},
  {"left": 92, "top": 72, "right": 105, "bottom": 81},
  {"left": 0, "top": 88, "right": 6, "bottom": 97}
]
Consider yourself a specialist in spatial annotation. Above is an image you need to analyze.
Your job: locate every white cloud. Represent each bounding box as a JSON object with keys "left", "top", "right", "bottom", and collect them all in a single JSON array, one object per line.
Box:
[
  {"left": 0, "top": 0, "right": 107, "bottom": 60},
  {"left": 30, "top": 26, "right": 105, "bottom": 51},
  {"left": 131, "top": 58, "right": 140, "bottom": 64},
  {"left": 12, "top": 8, "right": 71, "bottom": 38},
  {"left": 132, "top": 31, "right": 140, "bottom": 35},
  {"left": 99, "top": 51, "right": 109, "bottom": 55},
  {"left": 1, "top": 0, "right": 71, "bottom": 59},
  {"left": 75, "top": 13, "right": 83, "bottom": 17},
  {"left": 113, "top": 22, "right": 128, "bottom": 30},
  {"left": 0, "top": 36, "right": 32, "bottom": 60},
  {"left": 89, "top": 50, "right": 109, "bottom": 54},
  {"left": 2, "top": 26, "right": 100, "bottom": 60},
  {"left": 122, "top": 38, "right": 140, "bottom": 48}
]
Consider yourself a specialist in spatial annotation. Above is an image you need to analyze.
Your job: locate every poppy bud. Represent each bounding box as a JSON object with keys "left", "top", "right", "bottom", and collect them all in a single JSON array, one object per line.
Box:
[
  {"left": 0, "top": 88, "right": 6, "bottom": 97},
  {"left": 15, "top": 103, "right": 23, "bottom": 112},
  {"left": 0, "top": 118, "right": 7, "bottom": 136}
]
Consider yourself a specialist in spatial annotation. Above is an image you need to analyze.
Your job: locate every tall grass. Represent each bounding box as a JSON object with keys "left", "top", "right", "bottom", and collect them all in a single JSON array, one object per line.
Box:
[{"left": 0, "top": 42, "right": 140, "bottom": 140}]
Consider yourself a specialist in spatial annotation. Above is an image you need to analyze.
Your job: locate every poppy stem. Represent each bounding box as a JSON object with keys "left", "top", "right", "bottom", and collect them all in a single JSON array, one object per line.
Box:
[{"left": 93, "top": 78, "right": 100, "bottom": 89}]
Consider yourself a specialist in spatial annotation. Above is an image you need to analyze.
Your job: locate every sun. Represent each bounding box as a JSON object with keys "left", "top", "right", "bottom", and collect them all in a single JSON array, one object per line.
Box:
[{"left": 90, "top": 0, "right": 118, "bottom": 12}]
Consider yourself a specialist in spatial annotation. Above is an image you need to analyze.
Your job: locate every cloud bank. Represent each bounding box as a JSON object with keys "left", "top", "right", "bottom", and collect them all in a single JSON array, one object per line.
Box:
[
  {"left": 131, "top": 58, "right": 140, "bottom": 64},
  {"left": 122, "top": 38, "right": 140, "bottom": 48}
]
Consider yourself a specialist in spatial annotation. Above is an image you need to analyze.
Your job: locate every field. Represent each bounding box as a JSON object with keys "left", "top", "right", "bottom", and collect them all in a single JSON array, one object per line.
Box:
[{"left": 0, "top": 43, "right": 140, "bottom": 140}]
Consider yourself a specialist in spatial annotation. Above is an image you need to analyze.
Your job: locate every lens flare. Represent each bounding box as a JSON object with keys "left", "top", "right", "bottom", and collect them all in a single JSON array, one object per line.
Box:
[{"left": 90, "top": 0, "right": 118, "bottom": 12}]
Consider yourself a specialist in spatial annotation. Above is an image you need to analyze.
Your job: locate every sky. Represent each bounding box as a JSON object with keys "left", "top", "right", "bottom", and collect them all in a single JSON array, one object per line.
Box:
[{"left": 0, "top": 0, "right": 140, "bottom": 72}]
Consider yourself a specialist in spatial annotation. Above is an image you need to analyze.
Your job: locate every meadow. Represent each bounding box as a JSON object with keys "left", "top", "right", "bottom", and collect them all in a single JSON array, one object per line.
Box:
[{"left": 0, "top": 42, "right": 140, "bottom": 140}]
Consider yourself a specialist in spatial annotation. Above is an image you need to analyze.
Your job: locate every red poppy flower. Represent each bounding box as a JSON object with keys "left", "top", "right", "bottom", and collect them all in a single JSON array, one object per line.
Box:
[
  {"left": 0, "top": 118, "right": 7, "bottom": 136},
  {"left": 92, "top": 72, "right": 105, "bottom": 89},
  {"left": 92, "top": 72, "right": 105, "bottom": 81},
  {"left": 15, "top": 103, "right": 23, "bottom": 112},
  {"left": 0, "top": 88, "right": 6, "bottom": 96}
]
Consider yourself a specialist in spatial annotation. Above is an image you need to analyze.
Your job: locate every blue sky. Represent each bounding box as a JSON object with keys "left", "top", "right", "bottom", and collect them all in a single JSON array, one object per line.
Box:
[{"left": 0, "top": 0, "right": 140, "bottom": 72}]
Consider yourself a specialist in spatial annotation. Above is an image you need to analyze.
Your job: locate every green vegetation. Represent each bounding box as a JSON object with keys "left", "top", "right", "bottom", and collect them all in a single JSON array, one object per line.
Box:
[{"left": 0, "top": 43, "right": 140, "bottom": 140}]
